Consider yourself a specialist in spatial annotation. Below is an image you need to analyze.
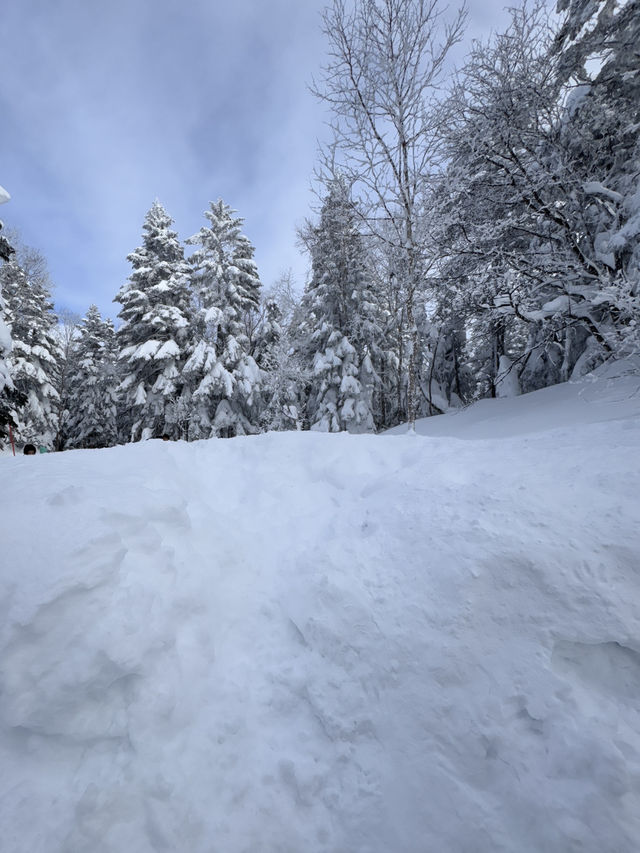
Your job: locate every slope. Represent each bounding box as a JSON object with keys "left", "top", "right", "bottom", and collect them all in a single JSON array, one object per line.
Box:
[{"left": 1, "top": 363, "right": 639, "bottom": 852}]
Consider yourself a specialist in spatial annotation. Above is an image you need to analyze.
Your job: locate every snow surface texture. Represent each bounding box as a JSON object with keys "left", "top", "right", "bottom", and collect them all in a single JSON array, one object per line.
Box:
[{"left": 1, "top": 362, "right": 640, "bottom": 852}]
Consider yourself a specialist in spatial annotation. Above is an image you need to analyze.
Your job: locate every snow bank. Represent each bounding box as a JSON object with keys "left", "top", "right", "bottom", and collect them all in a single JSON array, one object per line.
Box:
[
  {"left": 389, "top": 358, "right": 640, "bottom": 439},
  {"left": 1, "top": 364, "right": 640, "bottom": 852}
]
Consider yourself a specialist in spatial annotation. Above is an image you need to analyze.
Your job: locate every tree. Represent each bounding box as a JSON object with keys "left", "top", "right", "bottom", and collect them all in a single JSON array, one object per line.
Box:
[
  {"left": 553, "top": 0, "right": 639, "bottom": 91},
  {"left": 66, "top": 305, "right": 118, "bottom": 449},
  {"left": 297, "top": 177, "right": 378, "bottom": 433},
  {"left": 51, "top": 308, "right": 80, "bottom": 451},
  {"left": 0, "top": 205, "right": 19, "bottom": 443},
  {"left": 435, "top": 0, "right": 640, "bottom": 396},
  {"left": 0, "top": 259, "right": 61, "bottom": 447},
  {"left": 0, "top": 291, "right": 18, "bottom": 444},
  {"left": 115, "top": 201, "right": 191, "bottom": 442},
  {"left": 253, "top": 272, "right": 307, "bottom": 432},
  {"left": 312, "top": 0, "right": 465, "bottom": 428},
  {"left": 255, "top": 296, "right": 302, "bottom": 431},
  {"left": 551, "top": 0, "right": 640, "bottom": 367},
  {"left": 183, "top": 200, "right": 263, "bottom": 438},
  {"left": 0, "top": 197, "right": 14, "bottom": 264}
]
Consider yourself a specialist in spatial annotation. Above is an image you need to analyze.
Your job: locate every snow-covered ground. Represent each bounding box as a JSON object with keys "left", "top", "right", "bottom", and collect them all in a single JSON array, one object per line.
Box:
[{"left": 2, "top": 362, "right": 640, "bottom": 852}]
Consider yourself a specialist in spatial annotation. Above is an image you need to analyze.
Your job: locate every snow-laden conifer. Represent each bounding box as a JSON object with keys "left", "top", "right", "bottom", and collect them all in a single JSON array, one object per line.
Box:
[
  {"left": 67, "top": 305, "right": 118, "bottom": 449},
  {"left": 253, "top": 273, "right": 307, "bottom": 432},
  {"left": 0, "top": 219, "right": 17, "bottom": 442},
  {"left": 0, "top": 285, "right": 14, "bottom": 441},
  {"left": 115, "top": 201, "right": 191, "bottom": 441},
  {"left": 298, "top": 178, "right": 378, "bottom": 433},
  {"left": 184, "top": 200, "right": 262, "bottom": 438},
  {"left": 0, "top": 260, "right": 61, "bottom": 447}
]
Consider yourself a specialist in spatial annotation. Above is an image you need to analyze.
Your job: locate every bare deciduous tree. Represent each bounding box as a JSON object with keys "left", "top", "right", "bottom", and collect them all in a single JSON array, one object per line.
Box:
[{"left": 311, "top": 0, "right": 465, "bottom": 428}]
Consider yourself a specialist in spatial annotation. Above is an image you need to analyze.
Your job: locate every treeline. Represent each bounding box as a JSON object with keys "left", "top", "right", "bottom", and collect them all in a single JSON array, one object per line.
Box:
[
  {"left": 0, "top": 201, "right": 276, "bottom": 448},
  {"left": 308, "top": 0, "right": 640, "bottom": 420},
  {"left": 0, "top": 0, "right": 638, "bottom": 450}
]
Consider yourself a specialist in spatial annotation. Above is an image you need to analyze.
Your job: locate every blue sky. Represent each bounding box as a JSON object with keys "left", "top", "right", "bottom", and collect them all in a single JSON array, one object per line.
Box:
[{"left": 1, "top": 0, "right": 515, "bottom": 321}]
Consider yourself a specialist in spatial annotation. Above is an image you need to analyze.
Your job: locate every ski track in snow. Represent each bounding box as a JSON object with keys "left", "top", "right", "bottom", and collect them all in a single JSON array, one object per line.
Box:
[{"left": 1, "top": 365, "right": 640, "bottom": 852}]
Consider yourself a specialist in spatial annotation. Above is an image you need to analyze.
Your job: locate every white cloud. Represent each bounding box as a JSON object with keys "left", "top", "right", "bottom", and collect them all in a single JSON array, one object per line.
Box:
[{"left": 0, "top": 0, "right": 541, "bottom": 317}]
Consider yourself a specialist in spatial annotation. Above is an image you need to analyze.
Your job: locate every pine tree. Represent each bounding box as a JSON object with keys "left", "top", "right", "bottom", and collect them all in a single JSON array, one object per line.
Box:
[
  {"left": 0, "top": 260, "right": 61, "bottom": 447},
  {"left": 298, "top": 178, "right": 378, "bottom": 433},
  {"left": 259, "top": 297, "right": 306, "bottom": 431},
  {"left": 249, "top": 272, "right": 307, "bottom": 432},
  {"left": 253, "top": 297, "right": 282, "bottom": 373},
  {"left": 115, "top": 201, "right": 191, "bottom": 442},
  {"left": 66, "top": 305, "right": 118, "bottom": 449},
  {"left": 312, "top": 0, "right": 465, "bottom": 428},
  {"left": 0, "top": 219, "right": 19, "bottom": 443},
  {"left": 0, "top": 299, "right": 18, "bottom": 445},
  {"left": 50, "top": 309, "right": 81, "bottom": 451},
  {"left": 183, "top": 200, "right": 263, "bottom": 438},
  {"left": 0, "top": 188, "right": 13, "bottom": 263},
  {"left": 0, "top": 286, "right": 14, "bottom": 442}
]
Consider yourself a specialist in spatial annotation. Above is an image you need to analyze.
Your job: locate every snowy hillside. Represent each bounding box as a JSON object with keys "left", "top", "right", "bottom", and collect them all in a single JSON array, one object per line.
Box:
[{"left": 2, "top": 362, "right": 640, "bottom": 853}]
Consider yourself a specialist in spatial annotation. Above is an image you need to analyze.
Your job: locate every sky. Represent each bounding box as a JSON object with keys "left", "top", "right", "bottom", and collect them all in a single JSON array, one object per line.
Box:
[{"left": 1, "top": 0, "right": 518, "bottom": 322}]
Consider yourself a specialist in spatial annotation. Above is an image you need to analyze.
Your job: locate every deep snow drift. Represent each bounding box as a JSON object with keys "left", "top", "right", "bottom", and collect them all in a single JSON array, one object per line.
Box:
[{"left": 2, "top": 363, "right": 640, "bottom": 852}]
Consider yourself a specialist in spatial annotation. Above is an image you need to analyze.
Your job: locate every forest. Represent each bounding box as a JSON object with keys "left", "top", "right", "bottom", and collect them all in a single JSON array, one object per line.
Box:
[{"left": 0, "top": 0, "right": 638, "bottom": 450}]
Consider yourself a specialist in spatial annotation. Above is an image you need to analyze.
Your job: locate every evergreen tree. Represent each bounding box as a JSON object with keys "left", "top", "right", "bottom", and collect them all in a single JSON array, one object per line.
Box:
[
  {"left": 254, "top": 273, "right": 306, "bottom": 432},
  {"left": 259, "top": 298, "right": 306, "bottom": 431},
  {"left": 312, "top": 0, "right": 465, "bottom": 428},
  {"left": 298, "top": 178, "right": 378, "bottom": 433},
  {"left": 51, "top": 309, "right": 81, "bottom": 451},
  {"left": 0, "top": 216, "right": 19, "bottom": 443},
  {"left": 0, "top": 298, "right": 18, "bottom": 445},
  {"left": 0, "top": 187, "right": 13, "bottom": 264},
  {"left": 0, "top": 260, "right": 61, "bottom": 447},
  {"left": 183, "top": 200, "right": 263, "bottom": 438},
  {"left": 115, "top": 201, "right": 191, "bottom": 442},
  {"left": 67, "top": 305, "right": 118, "bottom": 449},
  {"left": 253, "top": 297, "right": 282, "bottom": 373}
]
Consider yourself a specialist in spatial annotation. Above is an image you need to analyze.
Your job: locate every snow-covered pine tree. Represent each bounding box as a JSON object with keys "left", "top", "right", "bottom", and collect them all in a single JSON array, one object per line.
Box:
[
  {"left": 0, "top": 190, "right": 13, "bottom": 264},
  {"left": 253, "top": 297, "right": 282, "bottom": 373},
  {"left": 50, "top": 309, "right": 81, "bottom": 451},
  {"left": 66, "top": 305, "right": 118, "bottom": 449},
  {"left": 255, "top": 292, "right": 306, "bottom": 431},
  {"left": 298, "top": 177, "right": 378, "bottom": 433},
  {"left": 0, "top": 259, "right": 61, "bottom": 448},
  {"left": 115, "top": 201, "right": 191, "bottom": 442},
  {"left": 0, "top": 210, "right": 19, "bottom": 443},
  {"left": 183, "top": 200, "right": 263, "bottom": 438},
  {"left": 0, "top": 296, "right": 17, "bottom": 444}
]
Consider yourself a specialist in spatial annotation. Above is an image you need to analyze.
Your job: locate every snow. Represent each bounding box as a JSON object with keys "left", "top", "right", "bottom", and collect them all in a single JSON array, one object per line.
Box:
[
  {"left": 541, "top": 294, "right": 577, "bottom": 314},
  {"left": 583, "top": 181, "right": 623, "bottom": 204},
  {"left": 0, "top": 316, "right": 11, "bottom": 353},
  {"left": 494, "top": 354, "right": 521, "bottom": 398},
  {"left": 131, "top": 339, "right": 161, "bottom": 361},
  {"left": 0, "top": 184, "right": 10, "bottom": 205},
  {"left": 1, "top": 362, "right": 640, "bottom": 852},
  {"left": 204, "top": 305, "right": 223, "bottom": 326},
  {"left": 388, "top": 359, "right": 640, "bottom": 439},
  {"left": 154, "top": 339, "right": 180, "bottom": 360}
]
